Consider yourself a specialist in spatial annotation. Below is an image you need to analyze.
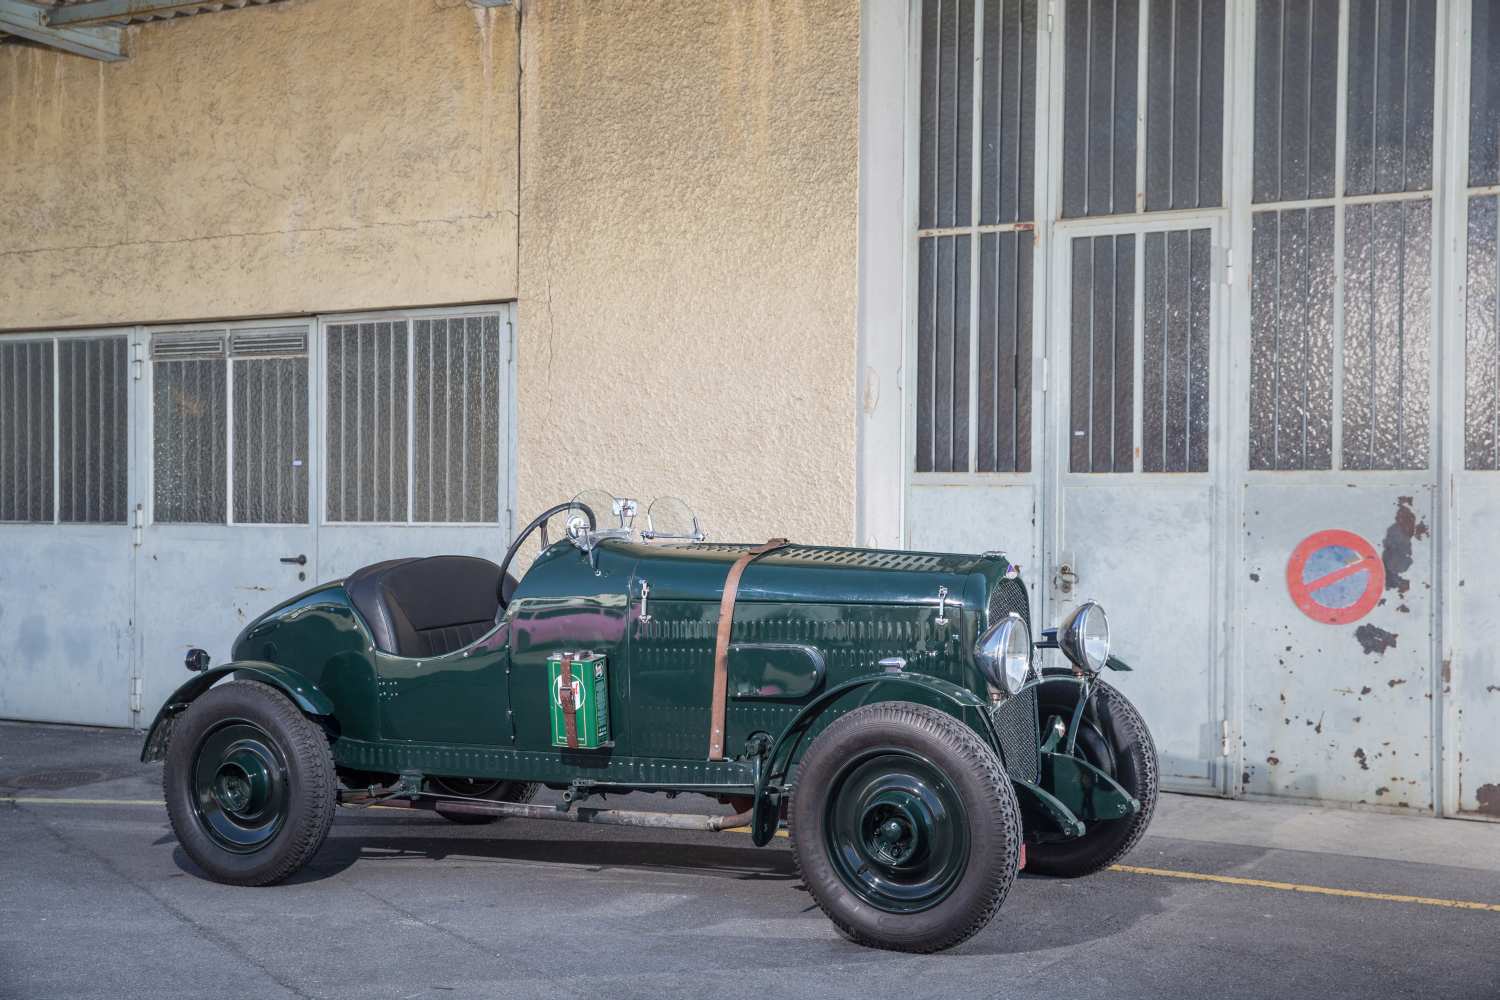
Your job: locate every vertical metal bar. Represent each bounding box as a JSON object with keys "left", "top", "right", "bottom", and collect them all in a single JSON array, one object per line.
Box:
[
  {"left": 1279, "top": 0, "right": 1289, "bottom": 200},
  {"left": 1427, "top": 0, "right": 1455, "bottom": 812},
  {"left": 52, "top": 339, "right": 60, "bottom": 524},
  {"left": 1, "top": 345, "right": 9, "bottom": 519},
  {"left": 337, "top": 327, "right": 347, "bottom": 521},
  {"left": 1136, "top": 0, "right": 1150, "bottom": 212},
  {"left": 1331, "top": 0, "right": 1350, "bottom": 468},
  {"left": 409, "top": 320, "right": 418, "bottom": 525},
  {"left": 1273, "top": 212, "right": 1284, "bottom": 465},
  {"left": 1193, "top": 0, "right": 1203, "bottom": 206},
  {"left": 370, "top": 325, "right": 381, "bottom": 521},
  {"left": 1108, "top": 0, "right": 1118, "bottom": 212},
  {"left": 970, "top": 0, "right": 984, "bottom": 473},
  {"left": 1085, "top": 0, "right": 1094, "bottom": 213},
  {"left": 223, "top": 350, "right": 233, "bottom": 526},
  {"left": 478, "top": 316, "right": 488, "bottom": 521},
  {"left": 1088, "top": 236, "right": 1098, "bottom": 469}
]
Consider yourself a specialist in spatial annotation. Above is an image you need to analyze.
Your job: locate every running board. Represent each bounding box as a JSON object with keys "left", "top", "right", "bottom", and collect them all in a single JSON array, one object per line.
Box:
[{"left": 346, "top": 793, "right": 752, "bottom": 833}]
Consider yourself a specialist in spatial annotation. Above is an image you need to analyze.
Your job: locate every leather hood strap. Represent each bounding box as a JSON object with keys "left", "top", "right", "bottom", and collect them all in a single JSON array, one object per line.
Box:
[{"left": 708, "top": 538, "right": 790, "bottom": 760}]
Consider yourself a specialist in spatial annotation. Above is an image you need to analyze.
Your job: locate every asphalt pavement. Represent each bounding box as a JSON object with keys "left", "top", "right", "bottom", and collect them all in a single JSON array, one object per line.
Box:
[{"left": 1, "top": 720, "right": 1497, "bottom": 1000}]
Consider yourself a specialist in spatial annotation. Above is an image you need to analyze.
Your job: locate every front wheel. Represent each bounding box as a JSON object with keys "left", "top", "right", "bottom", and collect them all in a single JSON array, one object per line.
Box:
[
  {"left": 1026, "top": 677, "right": 1158, "bottom": 877},
  {"left": 163, "top": 680, "right": 337, "bottom": 886},
  {"left": 789, "top": 702, "right": 1021, "bottom": 953}
]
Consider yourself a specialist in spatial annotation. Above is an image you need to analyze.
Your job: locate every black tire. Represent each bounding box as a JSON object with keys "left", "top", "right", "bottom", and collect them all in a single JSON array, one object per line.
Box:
[
  {"left": 427, "top": 776, "right": 539, "bottom": 825},
  {"left": 1026, "top": 677, "right": 1158, "bottom": 877},
  {"left": 163, "top": 680, "right": 336, "bottom": 886},
  {"left": 789, "top": 702, "right": 1021, "bottom": 953}
]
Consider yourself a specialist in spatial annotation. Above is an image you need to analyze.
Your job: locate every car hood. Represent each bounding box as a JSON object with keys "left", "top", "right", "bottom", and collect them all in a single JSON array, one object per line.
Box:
[{"left": 600, "top": 539, "right": 1015, "bottom": 611}]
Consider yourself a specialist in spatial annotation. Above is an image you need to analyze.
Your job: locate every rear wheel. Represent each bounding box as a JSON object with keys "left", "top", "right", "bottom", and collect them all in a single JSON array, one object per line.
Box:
[
  {"left": 428, "top": 776, "right": 538, "bottom": 824},
  {"left": 1026, "top": 677, "right": 1158, "bottom": 877},
  {"left": 163, "top": 680, "right": 336, "bottom": 886},
  {"left": 789, "top": 702, "right": 1020, "bottom": 953}
]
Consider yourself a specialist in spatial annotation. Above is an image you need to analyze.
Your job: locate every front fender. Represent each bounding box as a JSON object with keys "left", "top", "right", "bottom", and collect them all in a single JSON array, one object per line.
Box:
[
  {"left": 749, "top": 672, "right": 1002, "bottom": 846},
  {"left": 139, "top": 662, "right": 335, "bottom": 762}
]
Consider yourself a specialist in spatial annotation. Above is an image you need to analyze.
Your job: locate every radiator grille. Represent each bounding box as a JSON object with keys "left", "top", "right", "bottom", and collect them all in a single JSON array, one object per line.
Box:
[
  {"left": 986, "top": 576, "right": 1040, "bottom": 782},
  {"left": 992, "top": 688, "right": 1040, "bottom": 783}
]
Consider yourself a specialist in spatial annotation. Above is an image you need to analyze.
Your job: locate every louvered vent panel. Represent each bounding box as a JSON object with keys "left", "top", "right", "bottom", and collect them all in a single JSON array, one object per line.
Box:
[
  {"left": 151, "top": 332, "right": 225, "bottom": 360},
  {"left": 231, "top": 329, "right": 308, "bottom": 357}
]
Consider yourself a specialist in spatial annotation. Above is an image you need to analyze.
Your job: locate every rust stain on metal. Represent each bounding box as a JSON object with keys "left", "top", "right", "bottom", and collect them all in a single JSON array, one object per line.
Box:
[
  {"left": 1354, "top": 747, "right": 1370, "bottom": 771},
  {"left": 1267, "top": 755, "right": 1280, "bottom": 765},
  {"left": 1249, "top": 572, "right": 1260, "bottom": 582},
  {"left": 1476, "top": 784, "right": 1500, "bottom": 818},
  {"left": 1387, "top": 677, "right": 1407, "bottom": 688},
  {"left": 1355, "top": 624, "right": 1398, "bottom": 656},
  {"left": 1380, "top": 496, "right": 1428, "bottom": 597}
]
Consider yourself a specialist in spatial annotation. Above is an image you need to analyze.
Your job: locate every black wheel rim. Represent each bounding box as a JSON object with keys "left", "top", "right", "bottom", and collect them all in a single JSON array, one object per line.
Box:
[
  {"left": 823, "top": 747, "right": 970, "bottom": 914},
  {"left": 428, "top": 777, "right": 505, "bottom": 799},
  {"left": 190, "top": 719, "right": 290, "bottom": 854}
]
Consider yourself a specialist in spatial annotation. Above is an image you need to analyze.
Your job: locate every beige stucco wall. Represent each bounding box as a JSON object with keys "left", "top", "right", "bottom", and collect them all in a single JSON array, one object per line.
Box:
[
  {"left": 516, "top": 0, "right": 860, "bottom": 546},
  {"left": 0, "top": 0, "right": 518, "bottom": 330}
]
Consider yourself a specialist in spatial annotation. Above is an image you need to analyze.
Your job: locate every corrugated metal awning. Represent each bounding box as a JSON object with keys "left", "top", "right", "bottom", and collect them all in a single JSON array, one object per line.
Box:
[{"left": 0, "top": 0, "right": 289, "bottom": 60}]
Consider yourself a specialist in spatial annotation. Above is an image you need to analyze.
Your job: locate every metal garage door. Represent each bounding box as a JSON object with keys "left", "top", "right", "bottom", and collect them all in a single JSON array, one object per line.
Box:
[
  {"left": 133, "top": 307, "right": 515, "bottom": 725},
  {"left": 0, "top": 331, "right": 136, "bottom": 726},
  {"left": 907, "top": 0, "right": 1233, "bottom": 792},
  {"left": 898, "top": 0, "right": 1473, "bottom": 808},
  {"left": 0, "top": 306, "right": 514, "bottom": 729}
]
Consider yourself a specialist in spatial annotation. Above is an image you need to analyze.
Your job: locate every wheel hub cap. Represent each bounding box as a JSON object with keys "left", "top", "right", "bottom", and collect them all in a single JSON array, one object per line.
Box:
[
  {"left": 190, "top": 721, "right": 290, "bottom": 854},
  {"left": 824, "top": 749, "right": 970, "bottom": 914}
]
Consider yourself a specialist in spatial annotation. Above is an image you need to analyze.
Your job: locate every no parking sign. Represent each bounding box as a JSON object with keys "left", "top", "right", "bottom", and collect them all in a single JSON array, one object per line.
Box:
[{"left": 1285, "top": 530, "right": 1385, "bottom": 625}]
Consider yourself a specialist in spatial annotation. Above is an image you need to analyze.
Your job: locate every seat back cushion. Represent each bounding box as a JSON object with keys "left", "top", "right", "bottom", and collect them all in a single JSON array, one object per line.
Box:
[{"left": 348, "top": 555, "right": 507, "bottom": 658}]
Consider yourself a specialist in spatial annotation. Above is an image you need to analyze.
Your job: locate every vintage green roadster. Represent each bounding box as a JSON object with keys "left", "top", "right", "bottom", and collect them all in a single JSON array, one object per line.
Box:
[{"left": 142, "top": 493, "right": 1157, "bottom": 953}]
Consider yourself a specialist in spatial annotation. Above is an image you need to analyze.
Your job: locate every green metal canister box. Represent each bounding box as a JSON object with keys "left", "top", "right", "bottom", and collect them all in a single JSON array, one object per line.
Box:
[{"left": 548, "top": 652, "right": 611, "bottom": 749}]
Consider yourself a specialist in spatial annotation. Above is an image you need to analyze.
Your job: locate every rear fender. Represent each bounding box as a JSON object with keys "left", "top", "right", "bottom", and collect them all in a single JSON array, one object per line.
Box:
[
  {"left": 749, "top": 672, "right": 1002, "bottom": 846},
  {"left": 139, "top": 662, "right": 335, "bottom": 762}
]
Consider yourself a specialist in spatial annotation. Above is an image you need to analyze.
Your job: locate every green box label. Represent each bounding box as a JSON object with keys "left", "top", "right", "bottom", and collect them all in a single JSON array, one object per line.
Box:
[{"left": 548, "top": 652, "right": 611, "bottom": 749}]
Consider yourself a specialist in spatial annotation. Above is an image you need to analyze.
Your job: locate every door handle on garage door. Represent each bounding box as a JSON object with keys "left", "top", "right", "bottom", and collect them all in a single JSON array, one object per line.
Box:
[{"left": 280, "top": 554, "right": 308, "bottom": 566}]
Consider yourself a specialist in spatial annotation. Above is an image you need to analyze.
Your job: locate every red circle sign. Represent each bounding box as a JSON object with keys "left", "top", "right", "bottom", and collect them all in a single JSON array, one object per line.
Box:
[{"left": 1285, "top": 529, "right": 1385, "bottom": 624}]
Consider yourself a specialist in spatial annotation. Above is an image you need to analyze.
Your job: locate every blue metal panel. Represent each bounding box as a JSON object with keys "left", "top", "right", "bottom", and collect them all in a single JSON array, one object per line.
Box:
[{"left": 0, "top": 0, "right": 122, "bottom": 61}]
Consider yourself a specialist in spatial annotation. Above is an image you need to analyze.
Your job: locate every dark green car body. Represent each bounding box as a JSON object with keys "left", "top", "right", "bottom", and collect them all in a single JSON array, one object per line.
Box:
[{"left": 144, "top": 538, "right": 1135, "bottom": 848}]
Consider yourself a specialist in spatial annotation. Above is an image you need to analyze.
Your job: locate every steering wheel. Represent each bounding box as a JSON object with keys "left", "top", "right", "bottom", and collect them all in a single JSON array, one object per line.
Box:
[{"left": 496, "top": 501, "right": 596, "bottom": 609}]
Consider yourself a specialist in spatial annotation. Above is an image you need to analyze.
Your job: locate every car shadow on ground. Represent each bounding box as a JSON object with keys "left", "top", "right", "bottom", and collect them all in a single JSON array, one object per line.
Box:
[
  {"left": 166, "top": 818, "right": 1174, "bottom": 956},
  {"left": 171, "top": 829, "right": 800, "bottom": 886}
]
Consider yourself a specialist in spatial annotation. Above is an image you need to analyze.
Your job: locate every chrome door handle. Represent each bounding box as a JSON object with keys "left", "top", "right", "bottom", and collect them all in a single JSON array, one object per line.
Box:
[{"left": 280, "top": 554, "right": 307, "bottom": 566}]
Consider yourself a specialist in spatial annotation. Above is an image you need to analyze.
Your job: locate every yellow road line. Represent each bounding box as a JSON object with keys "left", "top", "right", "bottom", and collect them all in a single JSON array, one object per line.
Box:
[
  {"left": 721, "top": 825, "right": 791, "bottom": 838},
  {"left": 1109, "top": 863, "right": 1500, "bottom": 913}
]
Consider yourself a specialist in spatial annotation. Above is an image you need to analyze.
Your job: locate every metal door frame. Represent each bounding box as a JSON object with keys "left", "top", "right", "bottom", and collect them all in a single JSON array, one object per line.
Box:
[
  {"left": 1041, "top": 211, "right": 1233, "bottom": 793},
  {"left": 1037, "top": 0, "right": 1239, "bottom": 794}
]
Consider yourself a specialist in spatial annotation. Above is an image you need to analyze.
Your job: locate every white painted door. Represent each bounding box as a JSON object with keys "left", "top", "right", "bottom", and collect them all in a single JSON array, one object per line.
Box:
[
  {"left": 134, "top": 324, "right": 317, "bottom": 720},
  {"left": 1044, "top": 219, "right": 1229, "bottom": 793}
]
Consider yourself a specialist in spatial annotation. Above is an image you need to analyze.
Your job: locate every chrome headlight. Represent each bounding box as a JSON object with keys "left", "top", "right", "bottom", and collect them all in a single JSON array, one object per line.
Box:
[
  {"left": 976, "top": 612, "right": 1032, "bottom": 696},
  {"left": 1059, "top": 601, "right": 1110, "bottom": 673}
]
